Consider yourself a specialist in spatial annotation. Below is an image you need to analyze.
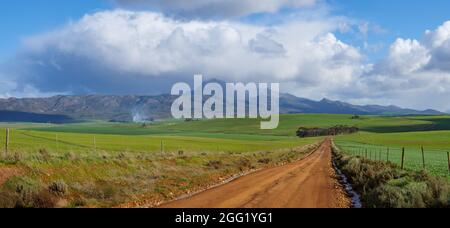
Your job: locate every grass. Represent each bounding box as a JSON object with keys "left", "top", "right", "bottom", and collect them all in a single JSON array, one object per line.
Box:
[
  {"left": 0, "top": 116, "right": 321, "bottom": 208},
  {"left": 332, "top": 143, "right": 450, "bottom": 208},
  {"left": 0, "top": 140, "right": 320, "bottom": 208},
  {"left": 28, "top": 114, "right": 449, "bottom": 136},
  {"left": 335, "top": 132, "right": 450, "bottom": 178},
  {"left": 2, "top": 113, "right": 450, "bottom": 207},
  {"left": 0, "top": 129, "right": 312, "bottom": 157}
]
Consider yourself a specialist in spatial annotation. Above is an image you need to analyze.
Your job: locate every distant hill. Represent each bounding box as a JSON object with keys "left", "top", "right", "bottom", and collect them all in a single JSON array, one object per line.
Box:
[
  {"left": 0, "top": 94, "right": 444, "bottom": 123},
  {"left": 279, "top": 94, "right": 444, "bottom": 116}
]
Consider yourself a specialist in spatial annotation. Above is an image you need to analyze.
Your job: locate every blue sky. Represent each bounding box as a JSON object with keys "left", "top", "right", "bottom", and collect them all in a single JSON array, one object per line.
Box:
[
  {"left": 1, "top": 0, "right": 450, "bottom": 111},
  {"left": 333, "top": 0, "right": 450, "bottom": 60},
  {"left": 335, "top": 0, "right": 450, "bottom": 38},
  {"left": 0, "top": 0, "right": 110, "bottom": 61}
]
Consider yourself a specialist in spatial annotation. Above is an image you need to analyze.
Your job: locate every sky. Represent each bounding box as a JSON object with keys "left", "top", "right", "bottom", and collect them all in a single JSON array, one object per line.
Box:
[{"left": 0, "top": 0, "right": 450, "bottom": 111}]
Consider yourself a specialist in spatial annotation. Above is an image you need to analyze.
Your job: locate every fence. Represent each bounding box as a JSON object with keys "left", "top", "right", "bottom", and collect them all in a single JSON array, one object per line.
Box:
[
  {"left": 0, "top": 128, "right": 285, "bottom": 160},
  {"left": 335, "top": 140, "right": 450, "bottom": 178},
  {"left": 0, "top": 128, "right": 172, "bottom": 159}
]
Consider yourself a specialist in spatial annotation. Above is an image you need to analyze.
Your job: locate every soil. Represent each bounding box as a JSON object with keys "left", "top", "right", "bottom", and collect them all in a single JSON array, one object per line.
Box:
[
  {"left": 0, "top": 166, "right": 23, "bottom": 186},
  {"left": 160, "top": 139, "right": 351, "bottom": 208}
]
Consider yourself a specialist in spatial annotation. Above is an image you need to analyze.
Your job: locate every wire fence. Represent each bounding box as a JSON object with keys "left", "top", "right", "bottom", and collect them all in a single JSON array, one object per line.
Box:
[
  {"left": 0, "top": 128, "right": 301, "bottom": 161},
  {"left": 335, "top": 140, "right": 450, "bottom": 178},
  {"left": 0, "top": 128, "right": 179, "bottom": 160}
]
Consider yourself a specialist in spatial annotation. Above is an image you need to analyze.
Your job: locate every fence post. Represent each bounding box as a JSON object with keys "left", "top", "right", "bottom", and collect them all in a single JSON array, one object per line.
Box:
[
  {"left": 160, "top": 140, "right": 164, "bottom": 154},
  {"left": 379, "top": 149, "right": 381, "bottom": 161},
  {"left": 5, "top": 128, "right": 9, "bottom": 156},
  {"left": 447, "top": 152, "right": 450, "bottom": 173},
  {"left": 365, "top": 149, "right": 368, "bottom": 159},
  {"left": 401, "top": 148, "right": 405, "bottom": 170},
  {"left": 421, "top": 146, "right": 426, "bottom": 170},
  {"left": 93, "top": 136, "right": 96, "bottom": 152},
  {"left": 56, "top": 134, "right": 59, "bottom": 153}
]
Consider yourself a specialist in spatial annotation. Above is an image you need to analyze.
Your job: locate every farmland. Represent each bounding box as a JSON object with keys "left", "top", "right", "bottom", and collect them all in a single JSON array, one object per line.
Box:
[
  {"left": 0, "top": 118, "right": 321, "bottom": 208},
  {"left": 335, "top": 132, "right": 450, "bottom": 178},
  {"left": 1, "top": 114, "right": 450, "bottom": 207}
]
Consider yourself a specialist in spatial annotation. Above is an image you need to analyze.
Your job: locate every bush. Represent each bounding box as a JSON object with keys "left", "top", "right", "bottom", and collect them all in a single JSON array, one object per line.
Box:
[
  {"left": 30, "top": 190, "right": 59, "bottom": 208},
  {"left": 1, "top": 152, "right": 23, "bottom": 164},
  {"left": 297, "top": 125, "right": 359, "bottom": 138},
  {"left": 333, "top": 144, "right": 450, "bottom": 208},
  {"left": 0, "top": 191, "right": 19, "bottom": 208},
  {"left": 71, "top": 196, "right": 87, "bottom": 207},
  {"left": 65, "top": 152, "right": 78, "bottom": 161},
  {"left": 206, "top": 160, "right": 223, "bottom": 170},
  {"left": 49, "top": 180, "right": 68, "bottom": 196},
  {"left": 39, "top": 148, "right": 51, "bottom": 162},
  {"left": 1, "top": 176, "right": 60, "bottom": 208},
  {"left": 258, "top": 158, "right": 271, "bottom": 164},
  {"left": 116, "top": 153, "right": 126, "bottom": 159},
  {"left": 0, "top": 187, "right": 59, "bottom": 208},
  {"left": 235, "top": 158, "right": 253, "bottom": 171}
]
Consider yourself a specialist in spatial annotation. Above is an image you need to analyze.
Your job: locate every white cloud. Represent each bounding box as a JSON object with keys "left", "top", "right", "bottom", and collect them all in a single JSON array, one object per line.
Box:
[
  {"left": 8, "top": 10, "right": 361, "bottom": 96},
  {"left": 352, "top": 21, "right": 450, "bottom": 111},
  {"left": 424, "top": 21, "right": 450, "bottom": 71},
  {"left": 380, "top": 38, "right": 430, "bottom": 75},
  {"left": 114, "top": 0, "right": 317, "bottom": 19},
  {"left": 3, "top": 8, "right": 450, "bottom": 112}
]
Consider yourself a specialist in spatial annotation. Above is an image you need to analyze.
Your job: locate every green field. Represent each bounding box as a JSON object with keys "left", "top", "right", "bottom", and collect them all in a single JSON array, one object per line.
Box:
[
  {"left": 1, "top": 114, "right": 450, "bottom": 207},
  {"left": 0, "top": 116, "right": 322, "bottom": 207},
  {"left": 335, "top": 131, "right": 450, "bottom": 178},
  {"left": 25, "top": 114, "right": 450, "bottom": 136},
  {"left": 3, "top": 114, "right": 450, "bottom": 175}
]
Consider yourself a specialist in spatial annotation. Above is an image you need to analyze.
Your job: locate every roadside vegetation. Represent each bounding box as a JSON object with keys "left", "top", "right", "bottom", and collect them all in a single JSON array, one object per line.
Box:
[
  {"left": 0, "top": 123, "right": 319, "bottom": 207},
  {"left": 333, "top": 143, "right": 450, "bottom": 208},
  {"left": 335, "top": 132, "right": 450, "bottom": 178}
]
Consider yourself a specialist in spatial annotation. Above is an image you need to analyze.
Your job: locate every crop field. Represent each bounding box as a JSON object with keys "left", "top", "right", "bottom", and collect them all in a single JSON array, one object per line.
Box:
[
  {"left": 26, "top": 114, "right": 449, "bottom": 136},
  {"left": 1, "top": 114, "right": 450, "bottom": 207},
  {"left": 0, "top": 118, "right": 321, "bottom": 208}
]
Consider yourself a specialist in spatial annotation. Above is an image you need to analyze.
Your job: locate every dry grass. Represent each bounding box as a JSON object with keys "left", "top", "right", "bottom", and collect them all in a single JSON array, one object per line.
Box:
[{"left": 0, "top": 142, "right": 320, "bottom": 208}]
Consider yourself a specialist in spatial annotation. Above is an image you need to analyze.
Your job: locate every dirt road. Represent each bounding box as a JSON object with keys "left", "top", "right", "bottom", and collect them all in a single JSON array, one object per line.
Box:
[{"left": 160, "top": 139, "right": 351, "bottom": 208}]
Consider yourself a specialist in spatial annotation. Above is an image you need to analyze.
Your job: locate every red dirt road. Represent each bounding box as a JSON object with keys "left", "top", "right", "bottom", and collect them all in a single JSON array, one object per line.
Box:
[{"left": 160, "top": 139, "right": 351, "bottom": 208}]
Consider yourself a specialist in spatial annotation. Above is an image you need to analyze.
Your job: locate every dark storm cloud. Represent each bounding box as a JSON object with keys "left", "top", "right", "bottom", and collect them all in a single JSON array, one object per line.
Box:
[{"left": 113, "top": 0, "right": 317, "bottom": 19}]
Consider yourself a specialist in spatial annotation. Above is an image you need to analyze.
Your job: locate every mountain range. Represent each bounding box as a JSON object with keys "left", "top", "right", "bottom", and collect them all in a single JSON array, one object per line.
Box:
[{"left": 0, "top": 93, "right": 444, "bottom": 123}]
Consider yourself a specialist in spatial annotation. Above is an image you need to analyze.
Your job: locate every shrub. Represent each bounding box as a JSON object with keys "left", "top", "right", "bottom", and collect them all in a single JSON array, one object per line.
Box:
[
  {"left": 1, "top": 152, "right": 23, "bottom": 164},
  {"left": 297, "top": 125, "right": 359, "bottom": 138},
  {"left": 235, "top": 158, "right": 253, "bottom": 171},
  {"left": 39, "top": 148, "right": 51, "bottom": 162},
  {"left": 258, "top": 158, "right": 271, "bottom": 164},
  {"left": 49, "top": 180, "right": 68, "bottom": 196},
  {"left": 30, "top": 190, "right": 58, "bottom": 208},
  {"left": 116, "top": 153, "right": 126, "bottom": 159},
  {"left": 71, "top": 196, "right": 87, "bottom": 207},
  {"left": 206, "top": 160, "right": 223, "bottom": 170},
  {"left": 333, "top": 144, "right": 450, "bottom": 208},
  {"left": 0, "top": 191, "right": 19, "bottom": 208},
  {"left": 0, "top": 187, "right": 59, "bottom": 208},
  {"left": 65, "top": 152, "right": 78, "bottom": 161}
]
